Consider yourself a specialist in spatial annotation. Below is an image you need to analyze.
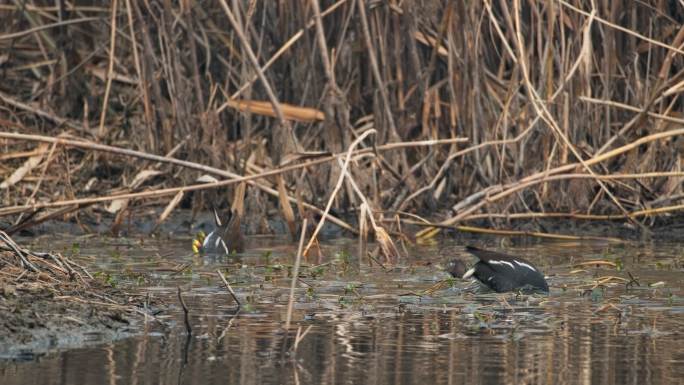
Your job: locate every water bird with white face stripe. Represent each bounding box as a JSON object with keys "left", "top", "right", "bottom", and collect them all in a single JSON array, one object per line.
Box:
[
  {"left": 192, "top": 208, "right": 244, "bottom": 256},
  {"left": 446, "top": 246, "right": 549, "bottom": 293}
]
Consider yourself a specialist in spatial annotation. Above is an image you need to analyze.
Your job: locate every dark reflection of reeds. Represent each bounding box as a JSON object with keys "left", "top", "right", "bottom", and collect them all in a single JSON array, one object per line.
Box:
[
  {"left": 2, "top": 240, "right": 682, "bottom": 385},
  {"left": 2, "top": 294, "right": 682, "bottom": 385}
]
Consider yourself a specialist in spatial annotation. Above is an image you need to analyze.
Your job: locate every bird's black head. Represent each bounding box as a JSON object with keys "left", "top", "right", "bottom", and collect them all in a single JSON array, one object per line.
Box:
[{"left": 445, "top": 259, "right": 468, "bottom": 278}]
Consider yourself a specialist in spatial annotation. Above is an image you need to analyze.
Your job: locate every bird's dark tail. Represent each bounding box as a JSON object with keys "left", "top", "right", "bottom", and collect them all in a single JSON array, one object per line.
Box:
[{"left": 463, "top": 245, "right": 498, "bottom": 261}]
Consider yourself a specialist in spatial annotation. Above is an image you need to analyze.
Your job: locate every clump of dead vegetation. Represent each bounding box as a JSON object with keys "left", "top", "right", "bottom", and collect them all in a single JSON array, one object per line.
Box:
[
  {"left": 0, "top": 230, "right": 149, "bottom": 314},
  {"left": 0, "top": 1, "right": 683, "bottom": 250},
  {"left": 0, "top": 231, "right": 155, "bottom": 346}
]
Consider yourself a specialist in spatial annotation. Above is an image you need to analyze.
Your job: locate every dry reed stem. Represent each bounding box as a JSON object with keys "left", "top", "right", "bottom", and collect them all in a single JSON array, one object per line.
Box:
[
  {"left": 558, "top": 0, "right": 684, "bottom": 56},
  {"left": 285, "top": 218, "right": 307, "bottom": 331},
  {"left": 97, "top": 0, "right": 118, "bottom": 137},
  {"left": 579, "top": 96, "right": 684, "bottom": 125},
  {"left": 0, "top": 132, "right": 465, "bottom": 232},
  {"left": 338, "top": 157, "right": 399, "bottom": 261},
  {"left": 416, "top": 128, "right": 684, "bottom": 238},
  {"left": 309, "top": 0, "right": 335, "bottom": 85},
  {"left": 0, "top": 17, "right": 99, "bottom": 41},
  {"left": 222, "top": 0, "right": 348, "bottom": 102},
  {"left": 3, "top": 1, "right": 684, "bottom": 238},
  {"left": 0, "top": 91, "right": 84, "bottom": 131},
  {"left": 460, "top": 203, "right": 684, "bottom": 221},
  {"left": 357, "top": 0, "right": 399, "bottom": 139},
  {"left": 216, "top": 269, "right": 241, "bottom": 308},
  {"left": 511, "top": 0, "right": 631, "bottom": 221},
  {"left": 303, "top": 129, "right": 376, "bottom": 255},
  {"left": 217, "top": 0, "right": 285, "bottom": 124},
  {"left": 153, "top": 191, "right": 184, "bottom": 231}
]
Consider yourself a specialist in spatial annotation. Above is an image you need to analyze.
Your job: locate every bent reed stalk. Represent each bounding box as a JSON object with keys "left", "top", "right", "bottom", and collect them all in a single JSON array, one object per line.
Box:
[{"left": 1, "top": 1, "right": 684, "bottom": 240}]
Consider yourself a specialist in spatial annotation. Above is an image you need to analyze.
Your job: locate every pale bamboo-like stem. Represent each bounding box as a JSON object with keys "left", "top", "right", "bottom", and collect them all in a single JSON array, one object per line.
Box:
[
  {"left": 512, "top": 0, "right": 631, "bottom": 220},
  {"left": 285, "top": 218, "right": 307, "bottom": 331},
  {"left": 98, "top": 0, "right": 118, "bottom": 137},
  {"left": 217, "top": 0, "right": 285, "bottom": 124},
  {"left": 356, "top": 0, "right": 399, "bottom": 139},
  {"left": 416, "top": 128, "right": 684, "bottom": 237},
  {"left": 221, "top": 0, "right": 348, "bottom": 103},
  {"left": 557, "top": 0, "right": 684, "bottom": 56},
  {"left": 302, "top": 130, "right": 376, "bottom": 255}
]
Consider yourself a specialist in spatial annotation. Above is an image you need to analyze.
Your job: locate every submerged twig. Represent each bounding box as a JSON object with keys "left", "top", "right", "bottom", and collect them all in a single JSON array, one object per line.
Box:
[
  {"left": 216, "top": 269, "right": 241, "bottom": 309},
  {"left": 292, "top": 325, "right": 313, "bottom": 353},
  {"left": 177, "top": 287, "right": 192, "bottom": 336}
]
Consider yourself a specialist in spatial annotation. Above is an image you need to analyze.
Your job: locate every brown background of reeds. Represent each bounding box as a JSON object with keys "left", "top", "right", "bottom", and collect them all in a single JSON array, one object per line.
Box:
[{"left": 1, "top": 1, "right": 683, "bottom": 235}]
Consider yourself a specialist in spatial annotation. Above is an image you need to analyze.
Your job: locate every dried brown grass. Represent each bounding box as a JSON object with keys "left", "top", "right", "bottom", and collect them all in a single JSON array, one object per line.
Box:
[{"left": 1, "top": 1, "right": 683, "bottom": 240}]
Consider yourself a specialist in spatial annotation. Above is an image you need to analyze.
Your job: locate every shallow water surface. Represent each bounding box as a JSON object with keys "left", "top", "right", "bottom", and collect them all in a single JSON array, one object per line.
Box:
[{"left": 1, "top": 235, "right": 683, "bottom": 385}]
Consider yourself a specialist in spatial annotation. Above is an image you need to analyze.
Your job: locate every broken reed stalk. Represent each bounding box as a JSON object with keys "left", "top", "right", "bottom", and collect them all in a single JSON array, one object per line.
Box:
[
  {"left": 511, "top": 0, "right": 633, "bottom": 223},
  {"left": 285, "top": 218, "right": 307, "bottom": 331},
  {"left": 337, "top": 157, "right": 399, "bottom": 261},
  {"left": 0, "top": 230, "right": 39, "bottom": 272},
  {"left": 216, "top": 269, "right": 241, "bottom": 309},
  {"left": 302, "top": 129, "right": 376, "bottom": 255},
  {"left": 407, "top": 220, "right": 624, "bottom": 243},
  {"left": 4, "top": 1, "right": 684, "bottom": 239},
  {"left": 0, "top": 132, "right": 465, "bottom": 230},
  {"left": 292, "top": 325, "right": 313, "bottom": 353},
  {"left": 416, "top": 127, "right": 684, "bottom": 238},
  {"left": 177, "top": 287, "right": 192, "bottom": 336},
  {"left": 97, "top": 0, "right": 118, "bottom": 138},
  {"left": 217, "top": 0, "right": 285, "bottom": 124},
  {"left": 458, "top": 203, "right": 684, "bottom": 221},
  {"left": 222, "top": 0, "right": 348, "bottom": 102}
]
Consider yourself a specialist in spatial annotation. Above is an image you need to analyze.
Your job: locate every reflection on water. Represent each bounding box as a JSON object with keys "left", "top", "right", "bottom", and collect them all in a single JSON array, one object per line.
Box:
[{"left": 1, "top": 237, "right": 683, "bottom": 385}]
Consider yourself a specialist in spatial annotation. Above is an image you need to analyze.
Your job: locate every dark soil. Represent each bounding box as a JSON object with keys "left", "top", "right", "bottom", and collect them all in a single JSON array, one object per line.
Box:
[
  {"left": 0, "top": 246, "right": 154, "bottom": 360},
  {"left": 0, "top": 283, "right": 140, "bottom": 359}
]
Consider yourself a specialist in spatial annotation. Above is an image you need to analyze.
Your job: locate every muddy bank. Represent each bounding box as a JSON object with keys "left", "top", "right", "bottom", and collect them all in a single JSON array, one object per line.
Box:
[
  {"left": 0, "top": 234, "right": 155, "bottom": 360},
  {"left": 0, "top": 285, "right": 142, "bottom": 360}
]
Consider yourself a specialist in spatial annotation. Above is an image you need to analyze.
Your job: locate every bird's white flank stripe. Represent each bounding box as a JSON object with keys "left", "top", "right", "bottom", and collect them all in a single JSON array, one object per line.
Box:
[
  {"left": 202, "top": 231, "right": 216, "bottom": 248},
  {"left": 514, "top": 260, "right": 537, "bottom": 272},
  {"left": 219, "top": 238, "right": 229, "bottom": 255},
  {"left": 488, "top": 260, "right": 515, "bottom": 269},
  {"left": 462, "top": 267, "right": 476, "bottom": 279}
]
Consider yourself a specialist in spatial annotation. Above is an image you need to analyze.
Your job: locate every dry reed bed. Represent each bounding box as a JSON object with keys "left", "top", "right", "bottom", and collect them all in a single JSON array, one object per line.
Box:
[
  {"left": 0, "top": 230, "right": 149, "bottom": 320},
  {"left": 1, "top": 1, "right": 683, "bottom": 246}
]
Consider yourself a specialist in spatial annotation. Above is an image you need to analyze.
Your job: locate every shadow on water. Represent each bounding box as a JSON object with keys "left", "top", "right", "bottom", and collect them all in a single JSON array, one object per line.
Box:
[{"left": 1, "top": 235, "right": 683, "bottom": 385}]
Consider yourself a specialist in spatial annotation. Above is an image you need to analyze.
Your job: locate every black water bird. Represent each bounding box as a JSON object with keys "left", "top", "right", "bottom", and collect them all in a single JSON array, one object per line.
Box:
[
  {"left": 446, "top": 246, "right": 549, "bottom": 293},
  {"left": 192, "top": 208, "right": 244, "bottom": 255}
]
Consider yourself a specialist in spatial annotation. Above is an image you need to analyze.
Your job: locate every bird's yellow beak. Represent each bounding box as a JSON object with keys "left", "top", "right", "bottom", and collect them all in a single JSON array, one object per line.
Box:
[{"left": 192, "top": 231, "right": 206, "bottom": 255}]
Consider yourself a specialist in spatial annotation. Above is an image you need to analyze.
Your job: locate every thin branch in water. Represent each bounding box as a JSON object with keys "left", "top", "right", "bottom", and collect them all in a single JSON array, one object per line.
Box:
[
  {"left": 177, "top": 287, "right": 192, "bottom": 336},
  {"left": 216, "top": 269, "right": 241, "bottom": 309}
]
